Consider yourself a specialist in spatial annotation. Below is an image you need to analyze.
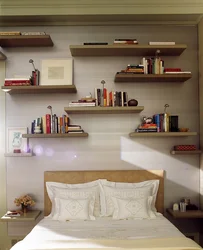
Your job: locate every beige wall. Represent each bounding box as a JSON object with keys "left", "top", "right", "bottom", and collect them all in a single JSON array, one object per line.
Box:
[
  {"left": 198, "top": 18, "right": 203, "bottom": 209},
  {"left": 0, "top": 61, "right": 10, "bottom": 250}
]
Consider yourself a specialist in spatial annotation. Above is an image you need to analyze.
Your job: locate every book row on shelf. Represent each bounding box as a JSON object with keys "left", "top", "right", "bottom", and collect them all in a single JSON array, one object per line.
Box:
[
  {"left": 136, "top": 114, "right": 180, "bottom": 133},
  {"left": 31, "top": 115, "right": 84, "bottom": 134},
  {"left": 117, "top": 59, "right": 191, "bottom": 76},
  {"left": 94, "top": 89, "right": 128, "bottom": 107},
  {"left": 83, "top": 40, "right": 176, "bottom": 45},
  {"left": 68, "top": 90, "right": 129, "bottom": 107}
]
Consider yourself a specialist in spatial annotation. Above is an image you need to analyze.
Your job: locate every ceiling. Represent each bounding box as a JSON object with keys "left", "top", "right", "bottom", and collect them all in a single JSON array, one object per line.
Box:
[{"left": 0, "top": 1, "right": 203, "bottom": 26}]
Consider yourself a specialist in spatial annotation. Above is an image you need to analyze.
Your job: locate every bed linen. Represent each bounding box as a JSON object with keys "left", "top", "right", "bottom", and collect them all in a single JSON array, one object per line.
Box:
[{"left": 10, "top": 214, "right": 201, "bottom": 250}]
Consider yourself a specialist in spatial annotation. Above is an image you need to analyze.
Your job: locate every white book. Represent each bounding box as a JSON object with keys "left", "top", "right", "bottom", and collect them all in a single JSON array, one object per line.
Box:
[
  {"left": 164, "top": 71, "right": 191, "bottom": 74},
  {"left": 113, "top": 41, "right": 138, "bottom": 44},
  {"left": 149, "top": 42, "right": 175, "bottom": 45},
  {"left": 69, "top": 103, "right": 96, "bottom": 107}
]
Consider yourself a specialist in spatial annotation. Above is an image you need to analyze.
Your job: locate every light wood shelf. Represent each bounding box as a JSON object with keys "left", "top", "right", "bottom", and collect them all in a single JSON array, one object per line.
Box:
[
  {"left": 22, "top": 133, "right": 88, "bottom": 138},
  {"left": 0, "top": 210, "right": 41, "bottom": 222},
  {"left": 4, "top": 152, "right": 33, "bottom": 157},
  {"left": 69, "top": 44, "right": 187, "bottom": 56},
  {"left": 129, "top": 132, "right": 197, "bottom": 137},
  {"left": 167, "top": 208, "right": 203, "bottom": 219},
  {"left": 64, "top": 106, "right": 144, "bottom": 114},
  {"left": 114, "top": 73, "right": 192, "bottom": 83},
  {"left": 171, "top": 150, "right": 202, "bottom": 155},
  {"left": 1, "top": 85, "right": 77, "bottom": 94},
  {"left": 0, "top": 51, "right": 6, "bottom": 60},
  {"left": 0, "top": 35, "right": 53, "bottom": 47}
]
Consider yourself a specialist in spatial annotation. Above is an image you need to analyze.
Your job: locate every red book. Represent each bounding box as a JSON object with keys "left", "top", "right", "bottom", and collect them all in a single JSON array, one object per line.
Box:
[
  {"left": 46, "top": 114, "right": 51, "bottom": 134},
  {"left": 4, "top": 82, "right": 31, "bottom": 86}
]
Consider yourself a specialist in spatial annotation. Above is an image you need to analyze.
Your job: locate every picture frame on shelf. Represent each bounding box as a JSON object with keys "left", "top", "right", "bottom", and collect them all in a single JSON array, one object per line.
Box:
[
  {"left": 40, "top": 58, "right": 73, "bottom": 86},
  {"left": 7, "top": 127, "right": 28, "bottom": 153}
]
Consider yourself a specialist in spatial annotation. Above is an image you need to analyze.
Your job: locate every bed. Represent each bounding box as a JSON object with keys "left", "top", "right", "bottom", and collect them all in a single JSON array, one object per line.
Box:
[{"left": 10, "top": 170, "right": 202, "bottom": 250}]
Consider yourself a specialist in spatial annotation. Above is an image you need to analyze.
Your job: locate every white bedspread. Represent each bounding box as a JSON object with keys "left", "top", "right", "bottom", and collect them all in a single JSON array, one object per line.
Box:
[{"left": 10, "top": 215, "right": 201, "bottom": 250}]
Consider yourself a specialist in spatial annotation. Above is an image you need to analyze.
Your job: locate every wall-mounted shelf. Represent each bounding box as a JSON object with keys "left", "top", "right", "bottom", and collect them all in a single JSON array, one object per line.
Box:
[
  {"left": 22, "top": 133, "right": 88, "bottom": 138},
  {"left": 0, "top": 35, "right": 53, "bottom": 47},
  {"left": 114, "top": 73, "right": 192, "bottom": 83},
  {"left": 4, "top": 152, "right": 33, "bottom": 157},
  {"left": 1, "top": 85, "right": 77, "bottom": 94},
  {"left": 0, "top": 51, "right": 7, "bottom": 60},
  {"left": 69, "top": 44, "right": 187, "bottom": 57},
  {"left": 171, "top": 150, "right": 202, "bottom": 155},
  {"left": 129, "top": 132, "right": 197, "bottom": 137},
  {"left": 64, "top": 106, "right": 144, "bottom": 114}
]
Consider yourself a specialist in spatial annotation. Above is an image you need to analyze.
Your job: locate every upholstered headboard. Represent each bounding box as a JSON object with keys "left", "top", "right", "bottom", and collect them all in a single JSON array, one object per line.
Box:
[{"left": 44, "top": 170, "right": 164, "bottom": 216}]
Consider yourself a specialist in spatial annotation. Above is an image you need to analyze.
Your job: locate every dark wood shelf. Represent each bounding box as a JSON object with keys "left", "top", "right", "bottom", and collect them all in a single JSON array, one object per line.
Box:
[
  {"left": 114, "top": 73, "right": 192, "bottom": 83},
  {"left": 22, "top": 133, "right": 88, "bottom": 138},
  {"left": 69, "top": 44, "right": 187, "bottom": 56},
  {"left": 64, "top": 106, "right": 144, "bottom": 114},
  {"left": 171, "top": 150, "right": 202, "bottom": 155},
  {"left": 1, "top": 85, "right": 77, "bottom": 94},
  {"left": 129, "top": 132, "right": 197, "bottom": 137},
  {"left": 167, "top": 208, "right": 203, "bottom": 219},
  {"left": 0, "top": 35, "right": 53, "bottom": 47}
]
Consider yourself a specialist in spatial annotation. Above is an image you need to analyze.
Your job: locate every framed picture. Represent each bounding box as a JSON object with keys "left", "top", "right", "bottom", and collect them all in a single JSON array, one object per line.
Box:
[
  {"left": 7, "top": 127, "right": 28, "bottom": 153},
  {"left": 40, "top": 58, "right": 73, "bottom": 86}
]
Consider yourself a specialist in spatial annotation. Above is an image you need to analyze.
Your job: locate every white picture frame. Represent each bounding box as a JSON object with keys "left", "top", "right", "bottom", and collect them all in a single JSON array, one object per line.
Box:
[
  {"left": 7, "top": 127, "right": 28, "bottom": 153},
  {"left": 40, "top": 58, "right": 73, "bottom": 86}
]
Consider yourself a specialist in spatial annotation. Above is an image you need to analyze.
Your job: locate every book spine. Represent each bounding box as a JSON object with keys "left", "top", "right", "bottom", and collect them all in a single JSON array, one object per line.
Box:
[
  {"left": 42, "top": 116, "right": 47, "bottom": 134},
  {"left": 46, "top": 114, "right": 51, "bottom": 134}
]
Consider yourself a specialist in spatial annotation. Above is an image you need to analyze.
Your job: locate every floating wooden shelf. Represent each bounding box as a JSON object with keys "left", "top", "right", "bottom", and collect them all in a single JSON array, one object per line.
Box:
[
  {"left": 171, "top": 150, "right": 202, "bottom": 155},
  {"left": 129, "top": 132, "right": 197, "bottom": 137},
  {"left": 4, "top": 152, "right": 33, "bottom": 157},
  {"left": 22, "top": 133, "right": 88, "bottom": 138},
  {"left": 114, "top": 73, "right": 192, "bottom": 83},
  {"left": 64, "top": 106, "right": 144, "bottom": 114},
  {"left": 0, "top": 51, "right": 7, "bottom": 60},
  {"left": 0, "top": 35, "right": 53, "bottom": 47},
  {"left": 167, "top": 208, "right": 203, "bottom": 219},
  {"left": 69, "top": 44, "right": 187, "bottom": 57},
  {"left": 1, "top": 85, "right": 77, "bottom": 94}
]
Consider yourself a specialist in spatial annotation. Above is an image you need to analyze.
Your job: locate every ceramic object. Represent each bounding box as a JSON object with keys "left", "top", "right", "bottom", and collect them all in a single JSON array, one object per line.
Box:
[{"left": 128, "top": 99, "right": 138, "bottom": 106}]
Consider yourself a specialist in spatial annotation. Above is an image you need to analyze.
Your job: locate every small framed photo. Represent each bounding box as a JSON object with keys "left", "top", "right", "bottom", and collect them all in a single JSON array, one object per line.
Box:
[
  {"left": 7, "top": 127, "right": 28, "bottom": 153},
  {"left": 40, "top": 58, "right": 73, "bottom": 86}
]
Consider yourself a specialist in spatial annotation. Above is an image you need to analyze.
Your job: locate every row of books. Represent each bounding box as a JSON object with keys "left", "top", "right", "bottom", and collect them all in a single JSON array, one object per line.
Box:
[
  {"left": 83, "top": 41, "right": 176, "bottom": 46},
  {"left": 94, "top": 88, "right": 128, "bottom": 107},
  {"left": 31, "top": 115, "right": 84, "bottom": 134},
  {"left": 4, "top": 75, "right": 39, "bottom": 86},
  {"left": 136, "top": 113, "right": 178, "bottom": 133},
  {"left": 119, "top": 58, "right": 165, "bottom": 75},
  {"left": 0, "top": 31, "right": 46, "bottom": 36}
]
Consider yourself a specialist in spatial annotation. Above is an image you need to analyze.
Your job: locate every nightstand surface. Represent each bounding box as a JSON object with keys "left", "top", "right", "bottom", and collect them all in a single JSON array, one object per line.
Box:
[
  {"left": 167, "top": 208, "right": 203, "bottom": 218},
  {"left": 0, "top": 210, "right": 41, "bottom": 222}
]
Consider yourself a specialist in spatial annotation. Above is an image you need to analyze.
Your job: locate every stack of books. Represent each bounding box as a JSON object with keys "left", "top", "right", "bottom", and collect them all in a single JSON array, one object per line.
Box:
[
  {"left": 4, "top": 211, "right": 22, "bottom": 217},
  {"left": 136, "top": 123, "right": 158, "bottom": 133},
  {"left": 164, "top": 68, "right": 191, "bottom": 74},
  {"left": 113, "top": 39, "right": 138, "bottom": 45},
  {"left": 69, "top": 98, "right": 96, "bottom": 107},
  {"left": 4, "top": 78, "right": 31, "bottom": 86},
  {"left": 0, "top": 31, "right": 21, "bottom": 36},
  {"left": 148, "top": 41, "right": 175, "bottom": 45}
]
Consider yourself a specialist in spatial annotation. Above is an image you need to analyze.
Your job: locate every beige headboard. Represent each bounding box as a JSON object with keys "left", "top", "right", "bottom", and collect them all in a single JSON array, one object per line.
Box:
[{"left": 44, "top": 170, "right": 164, "bottom": 216}]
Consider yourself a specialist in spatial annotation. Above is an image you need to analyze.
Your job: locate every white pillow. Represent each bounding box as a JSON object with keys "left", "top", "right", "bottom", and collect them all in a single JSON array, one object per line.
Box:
[
  {"left": 112, "top": 196, "right": 154, "bottom": 220},
  {"left": 100, "top": 179, "right": 159, "bottom": 213},
  {"left": 54, "top": 196, "right": 95, "bottom": 221},
  {"left": 46, "top": 180, "right": 103, "bottom": 218},
  {"left": 99, "top": 184, "right": 153, "bottom": 217}
]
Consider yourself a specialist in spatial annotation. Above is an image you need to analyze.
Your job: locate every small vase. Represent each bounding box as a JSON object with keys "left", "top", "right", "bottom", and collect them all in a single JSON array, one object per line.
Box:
[{"left": 21, "top": 204, "right": 28, "bottom": 214}]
